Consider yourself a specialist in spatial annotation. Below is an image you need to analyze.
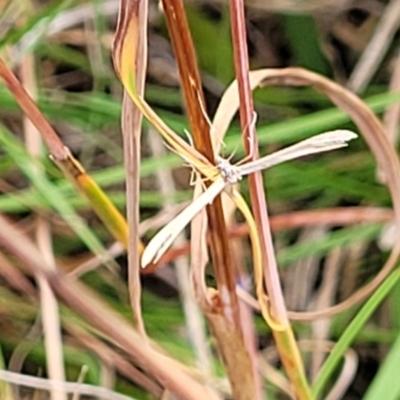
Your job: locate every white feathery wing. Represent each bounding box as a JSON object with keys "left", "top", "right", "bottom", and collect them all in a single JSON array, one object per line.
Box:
[
  {"left": 238, "top": 130, "right": 357, "bottom": 175},
  {"left": 141, "top": 177, "right": 226, "bottom": 267},
  {"left": 141, "top": 129, "right": 357, "bottom": 267}
]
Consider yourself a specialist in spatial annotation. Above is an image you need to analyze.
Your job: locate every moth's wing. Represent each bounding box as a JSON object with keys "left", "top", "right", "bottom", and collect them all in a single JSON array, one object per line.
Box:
[
  {"left": 239, "top": 130, "right": 357, "bottom": 176},
  {"left": 141, "top": 177, "right": 227, "bottom": 267}
]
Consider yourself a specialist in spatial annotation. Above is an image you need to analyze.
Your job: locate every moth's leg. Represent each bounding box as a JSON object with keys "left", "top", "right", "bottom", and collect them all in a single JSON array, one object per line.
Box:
[{"left": 236, "top": 111, "right": 258, "bottom": 166}]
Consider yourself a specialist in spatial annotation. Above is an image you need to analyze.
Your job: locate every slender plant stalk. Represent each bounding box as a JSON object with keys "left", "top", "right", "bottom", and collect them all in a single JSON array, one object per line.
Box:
[
  {"left": 148, "top": 127, "right": 212, "bottom": 371},
  {"left": 227, "top": 0, "right": 312, "bottom": 398},
  {"left": 116, "top": 0, "right": 149, "bottom": 335},
  {"left": 160, "top": 0, "right": 243, "bottom": 330},
  {"left": 0, "top": 58, "right": 141, "bottom": 254},
  {"left": 122, "top": 92, "right": 146, "bottom": 335},
  {"left": 156, "top": 0, "right": 265, "bottom": 397},
  {"left": 21, "top": 51, "right": 67, "bottom": 400}
]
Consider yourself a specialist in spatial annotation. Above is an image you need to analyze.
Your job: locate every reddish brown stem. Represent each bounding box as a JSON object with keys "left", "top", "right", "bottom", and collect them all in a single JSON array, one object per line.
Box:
[
  {"left": 0, "top": 58, "right": 67, "bottom": 161},
  {"left": 228, "top": 0, "right": 288, "bottom": 323},
  {"left": 228, "top": 1, "right": 312, "bottom": 398},
  {"left": 161, "top": 0, "right": 241, "bottom": 329}
]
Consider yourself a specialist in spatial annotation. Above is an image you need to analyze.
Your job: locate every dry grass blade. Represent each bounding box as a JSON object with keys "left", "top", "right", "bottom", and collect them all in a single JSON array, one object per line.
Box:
[
  {"left": 252, "top": 67, "right": 400, "bottom": 228},
  {"left": 0, "top": 57, "right": 139, "bottom": 253},
  {"left": 214, "top": 66, "right": 400, "bottom": 195},
  {"left": 0, "top": 215, "right": 221, "bottom": 400},
  {"left": 20, "top": 49, "right": 66, "bottom": 400},
  {"left": 0, "top": 252, "right": 36, "bottom": 297},
  {"left": 122, "top": 92, "right": 146, "bottom": 334},
  {"left": 118, "top": 0, "right": 149, "bottom": 321},
  {"left": 347, "top": 0, "right": 400, "bottom": 93},
  {"left": 288, "top": 241, "right": 400, "bottom": 320},
  {"left": 112, "top": 0, "right": 213, "bottom": 175},
  {"left": 64, "top": 323, "right": 163, "bottom": 397},
  {"left": 0, "top": 370, "right": 138, "bottom": 400},
  {"left": 0, "top": 58, "right": 67, "bottom": 161},
  {"left": 383, "top": 50, "right": 400, "bottom": 146}
]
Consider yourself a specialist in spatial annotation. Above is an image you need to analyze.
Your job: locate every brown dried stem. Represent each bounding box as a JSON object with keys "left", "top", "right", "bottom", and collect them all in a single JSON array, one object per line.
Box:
[
  {"left": 0, "top": 215, "right": 221, "bottom": 400},
  {"left": 228, "top": 1, "right": 311, "bottom": 398},
  {"left": 160, "top": 0, "right": 242, "bottom": 329}
]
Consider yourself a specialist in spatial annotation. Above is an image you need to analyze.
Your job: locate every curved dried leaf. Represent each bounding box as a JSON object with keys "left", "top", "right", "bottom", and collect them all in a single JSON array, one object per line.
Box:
[
  {"left": 214, "top": 68, "right": 400, "bottom": 230},
  {"left": 112, "top": 1, "right": 213, "bottom": 175}
]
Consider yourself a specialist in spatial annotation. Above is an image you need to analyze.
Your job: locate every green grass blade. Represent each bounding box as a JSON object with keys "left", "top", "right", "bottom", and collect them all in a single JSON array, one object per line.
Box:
[
  {"left": 0, "top": 126, "right": 105, "bottom": 255},
  {"left": 363, "top": 324, "right": 400, "bottom": 399},
  {"left": 312, "top": 269, "right": 400, "bottom": 399}
]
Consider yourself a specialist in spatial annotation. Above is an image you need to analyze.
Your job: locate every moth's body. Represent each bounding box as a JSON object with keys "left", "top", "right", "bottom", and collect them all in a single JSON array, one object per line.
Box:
[{"left": 216, "top": 156, "right": 242, "bottom": 184}]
